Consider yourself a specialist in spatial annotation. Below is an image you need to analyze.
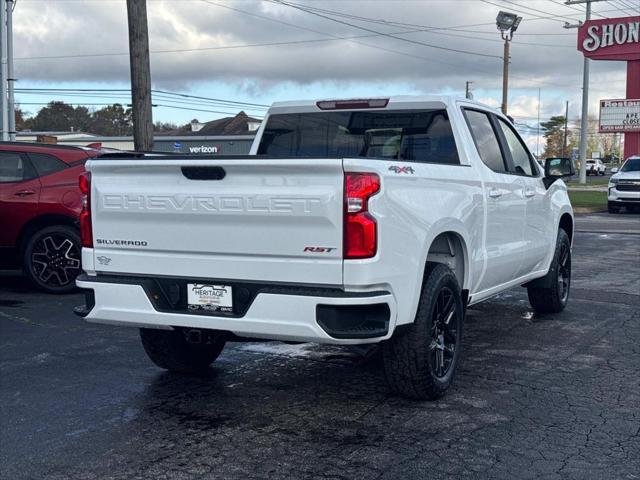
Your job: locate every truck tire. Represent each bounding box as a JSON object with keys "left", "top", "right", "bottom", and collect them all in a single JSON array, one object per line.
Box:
[
  {"left": 608, "top": 202, "right": 621, "bottom": 214},
  {"left": 382, "top": 262, "right": 464, "bottom": 400},
  {"left": 140, "top": 328, "right": 226, "bottom": 373},
  {"left": 23, "top": 225, "right": 82, "bottom": 294},
  {"left": 527, "top": 229, "right": 571, "bottom": 314}
]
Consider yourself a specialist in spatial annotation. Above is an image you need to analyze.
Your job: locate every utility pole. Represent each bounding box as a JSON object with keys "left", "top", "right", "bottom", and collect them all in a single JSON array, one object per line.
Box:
[
  {"left": 7, "top": 0, "right": 15, "bottom": 140},
  {"left": 126, "top": 0, "right": 153, "bottom": 151},
  {"left": 1, "top": 0, "right": 8, "bottom": 141},
  {"left": 465, "top": 81, "right": 473, "bottom": 100},
  {"left": 537, "top": 88, "right": 541, "bottom": 160},
  {"left": 562, "top": 100, "right": 569, "bottom": 157}
]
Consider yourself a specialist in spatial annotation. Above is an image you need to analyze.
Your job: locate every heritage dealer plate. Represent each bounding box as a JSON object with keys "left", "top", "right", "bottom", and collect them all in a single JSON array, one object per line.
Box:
[{"left": 187, "top": 284, "right": 233, "bottom": 312}]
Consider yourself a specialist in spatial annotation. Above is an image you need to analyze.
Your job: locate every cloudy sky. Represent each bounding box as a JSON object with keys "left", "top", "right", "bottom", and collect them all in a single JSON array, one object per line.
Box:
[{"left": 11, "top": 0, "right": 639, "bottom": 148}]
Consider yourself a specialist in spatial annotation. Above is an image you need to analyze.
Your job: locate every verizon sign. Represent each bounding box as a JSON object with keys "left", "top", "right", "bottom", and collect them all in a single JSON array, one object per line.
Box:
[
  {"left": 599, "top": 99, "right": 640, "bottom": 133},
  {"left": 578, "top": 16, "right": 640, "bottom": 61}
]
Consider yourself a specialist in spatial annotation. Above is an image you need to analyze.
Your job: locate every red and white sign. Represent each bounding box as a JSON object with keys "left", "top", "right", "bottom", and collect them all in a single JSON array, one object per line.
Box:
[
  {"left": 578, "top": 16, "right": 640, "bottom": 61},
  {"left": 599, "top": 99, "right": 640, "bottom": 133}
]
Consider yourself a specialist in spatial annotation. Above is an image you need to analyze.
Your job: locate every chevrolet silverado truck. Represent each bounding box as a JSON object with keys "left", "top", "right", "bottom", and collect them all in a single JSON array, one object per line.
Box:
[{"left": 74, "top": 96, "right": 575, "bottom": 400}]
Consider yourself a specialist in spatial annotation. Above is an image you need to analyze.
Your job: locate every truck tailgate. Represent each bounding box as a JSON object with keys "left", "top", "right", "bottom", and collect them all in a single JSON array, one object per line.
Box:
[{"left": 86, "top": 158, "right": 344, "bottom": 285}]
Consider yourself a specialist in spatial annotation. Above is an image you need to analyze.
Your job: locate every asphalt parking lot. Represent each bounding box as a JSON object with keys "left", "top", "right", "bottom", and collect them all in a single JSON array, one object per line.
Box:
[{"left": 1, "top": 213, "right": 639, "bottom": 480}]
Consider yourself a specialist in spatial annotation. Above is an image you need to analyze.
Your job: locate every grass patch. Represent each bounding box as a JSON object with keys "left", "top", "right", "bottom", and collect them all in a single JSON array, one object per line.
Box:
[
  {"left": 566, "top": 177, "right": 610, "bottom": 186},
  {"left": 569, "top": 190, "right": 607, "bottom": 209}
]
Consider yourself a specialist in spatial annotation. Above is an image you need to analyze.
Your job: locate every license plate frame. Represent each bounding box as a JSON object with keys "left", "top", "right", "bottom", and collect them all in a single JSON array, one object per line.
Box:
[{"left": 187, "top": 283, "right": 233, "bottom": 313}]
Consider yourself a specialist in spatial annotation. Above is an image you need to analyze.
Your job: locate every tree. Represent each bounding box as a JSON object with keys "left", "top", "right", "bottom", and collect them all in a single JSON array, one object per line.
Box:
[
  {"left": 14, "top": 107, "right": 28, "bottom": 131},
  {"left": 90, "top": 104, "right": 132, "bottom": 136},
  {"left": 154, "top": 121, "right": 180, "bottom": 132},
  {"left": 26, "top": 101, "right": 92, "bottom": 132},
  {"left": 574, "top": 115, "right": 620, "bottom": 161},
  {"left": 541, "top": 116, "right": 570, "bottom": 158},
  {"left": 599, "top": 133, "right": 621, "bottom": 161}
]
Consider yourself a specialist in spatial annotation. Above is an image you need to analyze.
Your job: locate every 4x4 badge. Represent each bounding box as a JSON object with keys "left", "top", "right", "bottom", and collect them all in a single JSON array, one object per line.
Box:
[{"left": 389, "top": 165, "right": 415, "bottom": 174}]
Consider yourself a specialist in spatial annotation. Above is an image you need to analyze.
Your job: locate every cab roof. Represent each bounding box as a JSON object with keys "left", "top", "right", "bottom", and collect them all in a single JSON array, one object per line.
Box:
[{"left": 268, "top": 95, "right": 501, "bottom": 115}]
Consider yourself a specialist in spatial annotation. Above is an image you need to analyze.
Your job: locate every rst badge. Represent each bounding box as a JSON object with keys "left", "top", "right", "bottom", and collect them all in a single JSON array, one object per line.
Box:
[{"left": 304, "top": 246, "right": 336, "bottom": 253}]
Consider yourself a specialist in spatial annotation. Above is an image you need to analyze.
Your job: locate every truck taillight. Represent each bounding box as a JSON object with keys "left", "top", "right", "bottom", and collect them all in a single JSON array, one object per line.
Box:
[
  {"left": 79, "top": 172, "right": 93, "bottom": 248},
  {"left": 344, "top": 172, "right": 380, "bottom": 259}
]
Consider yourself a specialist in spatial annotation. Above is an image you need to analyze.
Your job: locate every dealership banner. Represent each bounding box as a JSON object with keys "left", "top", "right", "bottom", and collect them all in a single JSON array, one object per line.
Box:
[{"left": 599, "top": 99, "right": 640, "bottom": 133}]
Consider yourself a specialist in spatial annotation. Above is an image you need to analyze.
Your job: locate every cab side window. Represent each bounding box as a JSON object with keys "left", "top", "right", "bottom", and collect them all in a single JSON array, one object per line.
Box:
[
  {"left": 497, "top": 118, "right": 537, "bottom": 176},
  {"left": 462, "top": 109, "right": 507, "bottom": 173},
  {"left": 28, "top": 153, "right": 68, "bottom": 177},
  {"left": 0, "top": 152, "right": 37, "bottom": 183}
]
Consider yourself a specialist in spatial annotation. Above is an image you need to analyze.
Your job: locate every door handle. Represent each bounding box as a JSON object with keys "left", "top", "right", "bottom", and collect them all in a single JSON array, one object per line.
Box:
[
  {"left": 488, "top": 189, "right": 502, "bottom": 199},
  {"left": 524, "top": 189, "right": 536, "bottom": 198},
  {"left": 14, "top": 190, "right": 35, "bottom": 197}
]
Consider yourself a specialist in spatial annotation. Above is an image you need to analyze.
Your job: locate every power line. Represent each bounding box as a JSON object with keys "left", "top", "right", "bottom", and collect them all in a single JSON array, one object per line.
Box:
[
  {"left": 152, "top": 89, "right": 269, "bottom": 108},
  {"left": 262, "top": 0, "right": 575, "bottom": 47},
  {"left": 15, "top": 87, "right": 270, "bottom": 109},
  {"left": 264, "top": 0, "right": 501, "bottom": 59}
]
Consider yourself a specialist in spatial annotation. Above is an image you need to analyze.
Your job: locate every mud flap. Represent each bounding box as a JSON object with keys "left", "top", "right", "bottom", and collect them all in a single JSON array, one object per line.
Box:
[{"left": 523, "top": 267, "right": 556, "bottom": 289}]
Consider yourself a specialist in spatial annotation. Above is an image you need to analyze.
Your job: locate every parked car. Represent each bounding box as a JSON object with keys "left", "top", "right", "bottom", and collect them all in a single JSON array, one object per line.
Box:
[
  {"left": 0, "top": 142, "right": 102, "bottom": 292},
  {"left": 75, "top": 96, "right": 574, "bottom": 400},
  {"left": 586, "top": 159, "right": 606, "bottom": 175},
  {"left": 608, "top": 155, "right": 640, "bottom": 213}
]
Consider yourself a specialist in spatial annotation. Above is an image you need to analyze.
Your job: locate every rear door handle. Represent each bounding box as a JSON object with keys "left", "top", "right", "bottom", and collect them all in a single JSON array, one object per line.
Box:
[
  {"left": 14, "top": 190, "right": 35, "bottom": 197},
  {"left": 488, "top": 189, "right": 502, "bottom": 199},
  {"left": 524, "top": 189, "right": 536, "bottom": 198}
]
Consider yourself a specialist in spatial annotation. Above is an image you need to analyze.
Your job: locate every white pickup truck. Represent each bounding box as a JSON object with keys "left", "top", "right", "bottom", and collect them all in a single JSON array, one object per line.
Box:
[{"left": 75, "top": 96, "right": 575, "bottom": 399}]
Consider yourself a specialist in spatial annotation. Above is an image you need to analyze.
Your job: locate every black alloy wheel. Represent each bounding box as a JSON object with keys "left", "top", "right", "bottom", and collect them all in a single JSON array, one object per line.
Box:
[
  {"left": 430, "top": 286, "right": 460, "bottom": 379},
  {"left": 557, "top": 239, "right": 571, "bottom": 304},
  {"left": 24, "top": 225, "right": 82, "bottom": 293}
]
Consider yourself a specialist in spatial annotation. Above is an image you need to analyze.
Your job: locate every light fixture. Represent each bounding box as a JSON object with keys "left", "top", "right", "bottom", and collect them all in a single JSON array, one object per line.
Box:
[{"left": 496, "top": 11, "right": 522, "bottom": 33}]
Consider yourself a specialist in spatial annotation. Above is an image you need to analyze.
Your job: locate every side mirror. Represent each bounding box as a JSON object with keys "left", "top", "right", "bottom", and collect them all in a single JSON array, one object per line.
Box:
[
  {"left": 544, "top": 157, "right": 575, "bottom": 188},
  {"left": 611, "top": 167, "right": 619, "bottom": 174}
]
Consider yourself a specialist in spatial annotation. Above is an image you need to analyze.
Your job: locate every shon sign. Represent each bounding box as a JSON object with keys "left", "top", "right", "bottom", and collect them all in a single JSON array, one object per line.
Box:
[
  {"left": 599, "top": 99, "right": 640, "bottom": 133},
  {"left": 578, "top": 16, "right": 640, "bottom": 61}
]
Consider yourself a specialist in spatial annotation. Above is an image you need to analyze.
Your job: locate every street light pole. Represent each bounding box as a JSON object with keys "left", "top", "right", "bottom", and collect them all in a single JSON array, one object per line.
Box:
[
  {"left": 563, "top": 0, "right": 607, "bottom": 184},
  {"left": 577, "top": 1, "right": 591, "bottom": 184},
  {"left": 501, "top": 36, "right": 510, "bottom": 115},
  {"left": 563, "top": 100, "right": 569, "bottom": 157},
  {"left": 496, "top": 11, "right": 522, "bottom": 116}
]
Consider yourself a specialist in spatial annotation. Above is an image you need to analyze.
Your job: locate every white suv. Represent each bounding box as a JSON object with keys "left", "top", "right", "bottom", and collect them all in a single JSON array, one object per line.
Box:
[
  {"left": 608, "top": 156, "right": 640, "bottom": 213},
  {"left": 586, "top": 159, "right": 606, "bottom": 175}
]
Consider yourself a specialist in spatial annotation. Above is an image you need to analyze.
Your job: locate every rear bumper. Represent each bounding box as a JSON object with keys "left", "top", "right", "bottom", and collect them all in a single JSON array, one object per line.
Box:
[{"left": 75, "top": 274, "right": 397, "bottom": 344}]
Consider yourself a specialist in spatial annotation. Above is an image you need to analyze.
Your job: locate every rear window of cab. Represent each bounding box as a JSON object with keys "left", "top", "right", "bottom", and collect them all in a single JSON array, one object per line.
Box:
[{"left": 257, "top": 109, "right": 460, "bottom": 165}]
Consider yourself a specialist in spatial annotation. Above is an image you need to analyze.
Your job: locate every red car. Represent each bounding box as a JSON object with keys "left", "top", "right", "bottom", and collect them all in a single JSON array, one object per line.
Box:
[{"left": 0, "top": 142, "right": 102, "bottom": 293}]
